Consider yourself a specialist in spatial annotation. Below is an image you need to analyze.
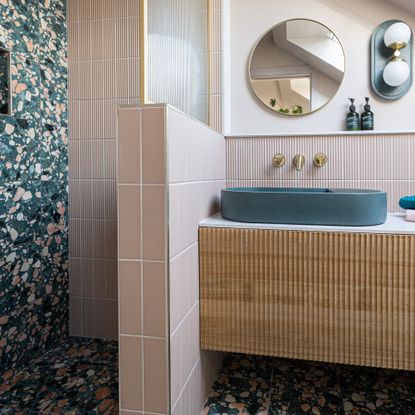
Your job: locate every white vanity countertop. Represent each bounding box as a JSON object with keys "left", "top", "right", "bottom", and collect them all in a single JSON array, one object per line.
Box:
[{"left": 199, "top": 213, "right": 415, "bottom": 235}]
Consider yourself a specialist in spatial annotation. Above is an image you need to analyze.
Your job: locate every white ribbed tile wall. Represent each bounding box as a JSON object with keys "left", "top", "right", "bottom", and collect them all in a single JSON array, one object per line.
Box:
[
  {"left": 68, "top": 0, "right": 141, "bottom": 339},
  {"left": 166, "top": 106, "right": 226, "bottom": 415},
  {"left": 226, "top": 134, "right": 415, "bottom": 212}
]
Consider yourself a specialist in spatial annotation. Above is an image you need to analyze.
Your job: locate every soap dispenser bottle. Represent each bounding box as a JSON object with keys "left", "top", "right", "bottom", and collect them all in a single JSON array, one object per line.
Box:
[
  {"left": 361, "top": 97, "right": 374, "bottom": 130},
  {"left": 347, "top": 98, "right": 360, "bottom": 131}
]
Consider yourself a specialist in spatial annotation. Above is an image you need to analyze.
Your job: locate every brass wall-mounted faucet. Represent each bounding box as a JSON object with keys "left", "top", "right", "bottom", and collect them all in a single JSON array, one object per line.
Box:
[
  {"left": 293, "top": 154, "right": 305, "bottom": 171},
  {"left": 272, "top": 153, "right": 286, "bottom": 167},
  {"left": 313, "top": 152, "right": 328, "bottom": 167}
]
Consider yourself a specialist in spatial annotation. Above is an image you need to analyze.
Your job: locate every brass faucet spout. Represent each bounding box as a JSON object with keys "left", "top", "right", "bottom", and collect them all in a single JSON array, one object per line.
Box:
[{"left": 293, "top": 154, "right": 305, "bottom": 171}]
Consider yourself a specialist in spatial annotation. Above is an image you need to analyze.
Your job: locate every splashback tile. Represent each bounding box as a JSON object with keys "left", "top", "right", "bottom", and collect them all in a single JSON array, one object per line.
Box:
[{"left": 226, "top": 135, "right": 415, "bottom": 212}]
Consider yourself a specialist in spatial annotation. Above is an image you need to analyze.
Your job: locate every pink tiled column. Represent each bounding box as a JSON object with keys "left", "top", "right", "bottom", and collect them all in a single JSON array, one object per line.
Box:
[{"left": 118, "top": 106, "right": 169, "bottom": 414}]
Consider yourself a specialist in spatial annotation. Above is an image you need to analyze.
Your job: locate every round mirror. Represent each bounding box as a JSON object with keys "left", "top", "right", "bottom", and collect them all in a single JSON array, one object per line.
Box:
[{"left": 249, "top": 19, "right": 346, "bottom": 116}]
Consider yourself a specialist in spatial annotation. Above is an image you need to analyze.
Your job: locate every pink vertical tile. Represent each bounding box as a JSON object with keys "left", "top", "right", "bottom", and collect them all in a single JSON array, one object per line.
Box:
[
  {"left": 120, "top": 335, "right": 143, "bottom": 411},
  {"left": 94, "top": 299, "right": 106, "bottom": 338},
  {"left": 78, "top": 21, "right": 91, "bottom": 60},
  {"left": 116, "top": 19, "right": 129, "bottom": 59},
  {"left": 118, "top": 108, "right": 141, "bottom": 184},
  {"left": 143, "top": 261, "right": 166, "bottom": 338},
  {"left": 79, "top": 219, "right": 93, "bottom": 258},
  {"left": 102, "top": 19, "right": 117, "bottom": 59},
  {"left": 81, "top": 298, "right": 94, "bottom": 337},
  {"left": 118, "top": 185, "right": 141, "bottom": 260},
  {"left": 93, "top": 259, "right": 106, "bottom": 299},
  {"left": 69, "top": 258, "right": 82, "bottom": 297},
  {"left": 143, "top": 338, "right": 168, "bottom": 413},
  {"left": 69, "top": 218, "right": 81, "bottom": 258},
  {"left": 105, "top": 260, "right": 118, "bottom": 300},
  {"left": 142, "top": 107, "right": 165, "bottom": 184},
  {"left": 117, "top": 59, "right": 130, "bottom": 98},
  {"left": 67, "top": 0, "right": 79, "bottom": 22},
  {"left": 142, "top": 185, "right": 166, "bottom": 261},
  {"left": 90, "top": 20, "right": 104, "bottom": 60},
  {"left": 105, "top": 220, "right": 118, "bottom": 260},
  {"left": 119, "top": 261, "right": 142, "bottom": 335},
  {"left": 67, "top": 22, "right": 79, "bottom": 62},
  {"left": 80, "top": 258, "right": 94, "bottom": 298},
  {"left": 128, "top": 18, "right": 140, "bottom": 57},
  {"left": 69, "top": 296, "right": 82, "bottom": 337},
  {"left": 105, "top": 300, "right": 118, "bottom": 340}
]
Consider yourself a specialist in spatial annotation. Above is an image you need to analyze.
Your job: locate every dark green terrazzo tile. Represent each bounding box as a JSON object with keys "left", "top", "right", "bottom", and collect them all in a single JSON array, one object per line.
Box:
[
  {"left": 221, "top": 353, "right": 274, "bottom": 382},
  {"left": 272, "top": 359, "right": 341, "bottom": 392},
  {"left": 204, "top": 354, "right": 272, "bottom": 415},
  {"left": 269, "top": 359, "right": 344, "bottom": 415},
  {"left": 0, "top": 0, "right": 68, "bottom": 380},
  {"left": 338, "top": 365, "right": 415, "bottom": 415},
  {"left": 204, "top": 354, "right": 415, "bottom": 415},
  {"left": 0, "top": 337, "right": 118, "bottom": 414}
]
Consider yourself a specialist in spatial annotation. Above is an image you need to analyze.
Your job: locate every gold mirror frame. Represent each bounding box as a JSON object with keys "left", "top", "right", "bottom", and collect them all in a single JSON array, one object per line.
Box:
[{"left": 248, "top": 18, "right": 346, "bottom": 117}]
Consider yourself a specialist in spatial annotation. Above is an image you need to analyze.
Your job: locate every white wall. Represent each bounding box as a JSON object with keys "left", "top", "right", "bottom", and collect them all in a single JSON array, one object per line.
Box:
[{"left": 224, "top": 0, "right": 415, "bottom": 135}]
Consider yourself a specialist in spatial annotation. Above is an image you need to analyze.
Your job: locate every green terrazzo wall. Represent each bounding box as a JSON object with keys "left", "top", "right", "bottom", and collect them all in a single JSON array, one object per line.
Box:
[{"left": 0, "top": 0, "right": 68, "bottom": 379}]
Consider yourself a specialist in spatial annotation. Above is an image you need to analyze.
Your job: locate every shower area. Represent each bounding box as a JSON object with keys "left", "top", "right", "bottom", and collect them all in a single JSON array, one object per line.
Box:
[{"left": 0, "top": 0, "right": 210, "bottom": 413}]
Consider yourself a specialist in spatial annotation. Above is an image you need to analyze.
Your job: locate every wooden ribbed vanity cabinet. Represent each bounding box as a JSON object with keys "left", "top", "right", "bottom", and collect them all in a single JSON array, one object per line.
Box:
[{"left": 199, "top": 226, "right": 415, "bottom": 370}]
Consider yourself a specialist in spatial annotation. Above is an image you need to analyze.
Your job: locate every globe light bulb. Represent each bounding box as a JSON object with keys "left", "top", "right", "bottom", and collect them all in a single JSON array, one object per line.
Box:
[
  {"left": 383, "top": 59, "right": 410, "bottom": 86},
  {"left": 384, "top": 22, "right": 411, "bottom": 49}
]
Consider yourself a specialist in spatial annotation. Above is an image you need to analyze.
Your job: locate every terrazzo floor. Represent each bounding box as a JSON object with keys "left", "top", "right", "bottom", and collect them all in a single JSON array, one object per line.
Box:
[
  {"left": 0, "top": 337, "right": 118, "bottom": 414},
  {"left": 203, "top": 353, "right": 415, "bottom": 415}
]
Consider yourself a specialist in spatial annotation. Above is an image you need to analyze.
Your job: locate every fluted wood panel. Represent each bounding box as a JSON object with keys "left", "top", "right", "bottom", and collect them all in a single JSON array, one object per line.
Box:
[{"left": 200, "top": 227, "right": 415, "bottom": 370}]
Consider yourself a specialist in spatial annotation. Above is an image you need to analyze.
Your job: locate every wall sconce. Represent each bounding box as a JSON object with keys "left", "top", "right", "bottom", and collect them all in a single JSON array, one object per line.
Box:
[{"left": 371, "top": 20, "right": 413, "bottom": 100}]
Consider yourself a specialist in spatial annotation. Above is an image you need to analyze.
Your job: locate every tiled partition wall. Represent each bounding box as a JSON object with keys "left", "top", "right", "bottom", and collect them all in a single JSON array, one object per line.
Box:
[
  {"left": 67, "top": 0, "right": 140, "bottom": 338},
  {"left": 117, "top": 105, "right": 225, "bottom": 414},
  {"left": 226, "top": 133, "right": 415, "bottom": 212}
]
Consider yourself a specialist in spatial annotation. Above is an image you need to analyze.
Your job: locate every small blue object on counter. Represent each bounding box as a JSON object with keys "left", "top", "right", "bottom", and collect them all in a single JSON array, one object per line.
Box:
[{"left": 399, "top": 196, "right": 415, "bottom": 210}]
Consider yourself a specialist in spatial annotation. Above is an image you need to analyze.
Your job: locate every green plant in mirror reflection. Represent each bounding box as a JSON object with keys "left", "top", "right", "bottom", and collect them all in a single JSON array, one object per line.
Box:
[{"left": 269, "top": 98, "right": 303, "bottom": 115}]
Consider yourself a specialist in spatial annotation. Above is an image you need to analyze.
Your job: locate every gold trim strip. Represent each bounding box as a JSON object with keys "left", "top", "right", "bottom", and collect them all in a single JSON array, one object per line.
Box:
[{"left": 139, "top": 0, "right": 147, "bottom": 104}]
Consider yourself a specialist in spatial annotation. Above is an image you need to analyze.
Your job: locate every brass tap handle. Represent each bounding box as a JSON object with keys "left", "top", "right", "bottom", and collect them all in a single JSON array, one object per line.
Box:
[
  {"left": 293, "top": 154, "right": 305, "bottom": 171},
  {"left": 313, "top": 153, "right": 328, "bottom": 168},
  {"left": 272, "top": 153, "right": 286, "bottom": 167}
]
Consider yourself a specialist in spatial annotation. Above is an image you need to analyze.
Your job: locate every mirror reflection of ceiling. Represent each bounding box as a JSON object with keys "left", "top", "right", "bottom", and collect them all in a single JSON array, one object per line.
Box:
[{"left": 249, "top": 19, "right": 346, "bottom": 116}]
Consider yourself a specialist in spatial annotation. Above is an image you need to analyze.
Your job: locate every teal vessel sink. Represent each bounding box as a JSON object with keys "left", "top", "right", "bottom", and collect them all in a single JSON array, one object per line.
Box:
[{"left": 221, "top": 187, "right": 387, "bottom": 226}]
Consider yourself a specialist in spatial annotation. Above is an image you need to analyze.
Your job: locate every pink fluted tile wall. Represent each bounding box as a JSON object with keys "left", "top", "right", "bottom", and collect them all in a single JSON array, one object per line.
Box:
[
  {"left": 226, "top": 134, "right": 415, "bottom": 212},
  {"left": 68, "top": 0, "right": 141, "bottom": 339}
]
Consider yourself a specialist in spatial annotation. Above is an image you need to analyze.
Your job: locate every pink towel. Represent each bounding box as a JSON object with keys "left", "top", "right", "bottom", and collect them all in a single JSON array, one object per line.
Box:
[{"left": 406, "top": 210, "right": 415, "bottom": 222}]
